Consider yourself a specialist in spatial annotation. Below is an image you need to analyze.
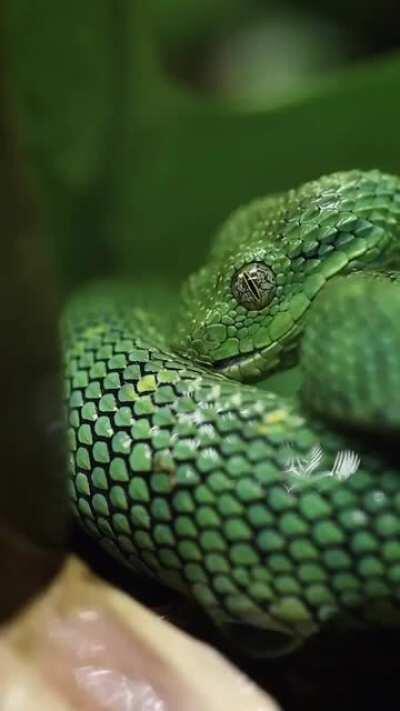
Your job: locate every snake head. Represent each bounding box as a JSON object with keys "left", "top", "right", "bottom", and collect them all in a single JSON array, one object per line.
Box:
[{"left": 175, "top": 170, "right": 400, "bottom": 380}]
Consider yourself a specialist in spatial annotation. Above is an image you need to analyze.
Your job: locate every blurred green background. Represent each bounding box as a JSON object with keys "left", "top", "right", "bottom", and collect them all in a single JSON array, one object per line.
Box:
[{"left": 4, "top": 0, "right": 400, "bottom": 293}]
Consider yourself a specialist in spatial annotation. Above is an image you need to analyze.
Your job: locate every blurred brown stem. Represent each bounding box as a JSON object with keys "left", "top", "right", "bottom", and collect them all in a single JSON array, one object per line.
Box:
[{"left": 0, "top": 5, "right": 67, "bottom": 621}]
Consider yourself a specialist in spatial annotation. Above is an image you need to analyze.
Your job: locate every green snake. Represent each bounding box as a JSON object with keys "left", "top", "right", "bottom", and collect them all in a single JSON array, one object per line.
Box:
[{"left": 64, "top": 170, "right": 400, "bottom": 656}]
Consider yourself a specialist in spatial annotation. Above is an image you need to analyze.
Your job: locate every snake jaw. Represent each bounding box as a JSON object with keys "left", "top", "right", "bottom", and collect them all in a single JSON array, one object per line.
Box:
[{"left": 215, "top": 320, "right": 303, "bottom": 381}]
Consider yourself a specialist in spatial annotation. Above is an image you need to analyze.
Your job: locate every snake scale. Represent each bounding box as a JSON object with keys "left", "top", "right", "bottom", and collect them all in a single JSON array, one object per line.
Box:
[{"left": 64, "top": 170, "right": 400, "bottom": 655}]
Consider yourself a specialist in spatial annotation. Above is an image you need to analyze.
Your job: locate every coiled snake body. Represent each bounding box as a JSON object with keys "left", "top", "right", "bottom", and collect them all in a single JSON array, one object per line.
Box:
[{"left": 64, "top": 171, "right": 400, "bottom": 655}]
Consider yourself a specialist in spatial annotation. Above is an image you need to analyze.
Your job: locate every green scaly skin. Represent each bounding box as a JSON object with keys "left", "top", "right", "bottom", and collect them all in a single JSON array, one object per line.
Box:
[{"left": 64, "top": 170, "right": 400, "bottom": 656}]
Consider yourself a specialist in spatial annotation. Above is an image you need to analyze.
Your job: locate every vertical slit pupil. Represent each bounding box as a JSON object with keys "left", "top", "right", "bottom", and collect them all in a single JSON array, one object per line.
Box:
[{"left": 232, "top": 262, "right": 275, "bottom": 310}]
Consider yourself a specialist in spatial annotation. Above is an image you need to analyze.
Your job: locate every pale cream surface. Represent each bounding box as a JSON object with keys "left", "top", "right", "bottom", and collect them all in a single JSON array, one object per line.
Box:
[{"left": 1, "top": 557, "right": 280, "bottom": 711}]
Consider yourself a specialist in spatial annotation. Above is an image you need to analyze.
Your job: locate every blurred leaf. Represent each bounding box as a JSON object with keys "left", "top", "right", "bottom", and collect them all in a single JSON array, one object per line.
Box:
[
  {"left": 116, "top": 51, "right": 400, "bottom": 281},
  {"left": 148, "top": 0, "right": 255, "bottom": 47},
  {"left": 4, "top": 2, "right": 400, "bottom": 290},
  {"left": 4, "top": 0, "right": 132, "bottom": 287},
  {"left": 4, "top": 1, "right": 172, "bottom": 289},
  {"left": 5, "top": 1, "right": 115, "bottom": 189}
]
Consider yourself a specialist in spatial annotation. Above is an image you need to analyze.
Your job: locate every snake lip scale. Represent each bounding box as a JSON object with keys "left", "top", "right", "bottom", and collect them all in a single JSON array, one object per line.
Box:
[
  {"left": 214, "top": 323, "right": 302, "bottom": 380},
  {"left": 64, "top": 169, "right": 400, "bottom": 657}
]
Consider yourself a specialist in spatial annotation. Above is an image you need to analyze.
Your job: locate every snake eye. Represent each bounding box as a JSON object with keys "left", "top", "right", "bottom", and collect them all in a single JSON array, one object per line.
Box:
[{"left": 231, "top": 262, "right": 275, "bottom": 310}]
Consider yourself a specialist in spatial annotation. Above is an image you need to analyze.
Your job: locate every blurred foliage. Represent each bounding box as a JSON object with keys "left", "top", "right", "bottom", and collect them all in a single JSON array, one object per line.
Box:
[
  {"left": 4, "top": 0, "right": 400, "bottom": 294},
  {"left": 199, "top": 12, "right": 350, "bottom": 108},
  {"left": 148, "top": 0, "right": 252, "bottom": 47}
]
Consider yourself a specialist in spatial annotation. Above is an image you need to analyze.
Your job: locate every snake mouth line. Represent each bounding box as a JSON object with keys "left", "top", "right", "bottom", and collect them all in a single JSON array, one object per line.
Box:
[
  {"left": 214, "top": 324, "right": 302, "bottom": 381},
  {"left": 214, "top": 348, "right": 273, "bottom": 374}
]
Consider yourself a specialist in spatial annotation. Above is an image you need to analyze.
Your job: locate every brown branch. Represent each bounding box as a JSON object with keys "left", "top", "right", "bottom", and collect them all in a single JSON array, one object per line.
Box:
[{"left": 0, "top": 5, "right": 66, "bottom": 621}]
